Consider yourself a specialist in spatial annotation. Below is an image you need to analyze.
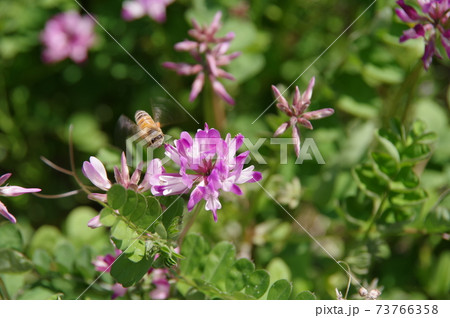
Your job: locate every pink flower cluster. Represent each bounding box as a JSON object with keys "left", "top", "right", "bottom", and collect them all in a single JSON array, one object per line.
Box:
[
  {"left": 396, "top": 0, "right": 450, "bottom": 69},
  {"left": 122, "top": 0, "right": 174, "bottom": 23},
  {"left": 40, "top": 11, "right": 96, "bottom": 64},
  {"left": 93, "top": 250, "right": 171, "bottom": 299},
  {"left": 272, "top": 77, "right": 334, "bottom": 157},
  {"left": 150, "top": 124, "right": 262, "bottom": 221},
  {"left": 163, "top": 12, "right": 241, "bottom": 105},
  {"left": 82, "top": 152, "right": 161, "bottom": 227},
  {"left": 0, "top": 173, "right": 41, "bottom": 223}
]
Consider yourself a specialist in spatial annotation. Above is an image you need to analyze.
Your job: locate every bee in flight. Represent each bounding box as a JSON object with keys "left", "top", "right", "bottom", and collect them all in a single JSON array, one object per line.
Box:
[{"left": 119, "top": 109, "right": 165, "bottom": 148}]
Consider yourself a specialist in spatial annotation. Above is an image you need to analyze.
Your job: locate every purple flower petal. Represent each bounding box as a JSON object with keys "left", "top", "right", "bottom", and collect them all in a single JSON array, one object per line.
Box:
[
  {"left": 87, "top": 214, "right": 102, "bottom": 228},
  {"left": 300, "top": 76, "right": 315, "bottom": 112},
  {"left": 396, "top": 0, "right": 421, "bottom": 22},
  {"left": 211, "top": 78, "right": 235, "bottom": 105},
  {"left": 399, "top": 24, "right": 426, "bottom": 42},
  {"left": 302, "top": 108, "right": 335, "bottom": 120},
  {"left": 82, "top": 157, "right": 111, "bottom": 191},
  {"left": 0, "top": 201, "right": 16, "bottom": 223},
  {"left": 292, "top": 124, "right": 301, "bottom": 158},
  {"left": 273, "top": 122, "right": 290, "bottom": 137},
  {"left": 0, "top": 173, "right": 12, "bottom": 186},
  {"left": 189, "top": 72, "right": 205, "bottom": 102},
  {"left": 271, "top": 85, "right": 290, "bottom": 114},
  {"left": 187, "top": 185, "right": 206, "bottom": 211},
  {"left": 0, "top": 186, "right": 41, "bottom": 197},
  {"left": 174, "top": 40, "right": 198, "bottom": 52}
]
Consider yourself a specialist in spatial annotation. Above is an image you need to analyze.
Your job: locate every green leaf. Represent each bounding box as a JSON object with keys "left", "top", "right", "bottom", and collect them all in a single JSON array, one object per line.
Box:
[
  {"left": 32, "top": 249, "right": 52, "bottom": 275},
  {"left": 75, "top": 246, "right": 95, "bottom": 279},
  {"left": 295, "top": 290, "right": 316, "bottom": 300},
  {"left": 266, "top": 257, "right": 291, "bottom": 282},
  {"left": 371, "top": 152, "right": 398, "bottom": 179},
  {"left": 0, "top": 222, "right": 22, "bottom": 250},
  {"left": 225, "top": 258, "right": 255, "bottom": 293},
  {"left": 389, "top": 188, "right": 428, "bottom": 206},
  {"left": 267, "top": 279, "right": 292, "bottom": 300},
  {"left": 54, "top": 241, "right": 75, "bottom": 274},
  {"left": 0, "top": 248, "right": 33, "bottom": 273},
  {"left": 245, "top": 269, "right": 270, "bottom": 299},
  {"left": 28, "top": 225, "right": 64, "bottom": 256},
  {"left": 376, "top": 132, "right": 400, "bottom": 162},
  {"left": 110, "top": 254, "right": 153, "bottom": 287},
  {"left": 402, "top": 143, "right": 430, "bottom": 163},
  {"left": 154, "top": 222, "right": 167, "bottom": 239},
  {"left": 65, "top": 206, "right": 107, "bottom": 248},
  {"left": 204, "top": 242, "right": 236, "bottom": 290},
  {"left": 390, "top": 167, "right": 419, "bottom": 191},
  {"left": 111, "top": 219, "right": 135, "bottom": 241},
  {"left": 107, "top": 184, "right": 127, "bottom": 210},
  {"left": 159, "top": 196, "right": 184, "bottom": 230},
  {"left": 132, "top": 196, "right": 162, "bottom": 231},
  {"left": 180, "top": 234, "right": 209, "bottom": 277},
  {"left": 99, "top": 207, "right": 117, "bottom": 227},
  {"left": 121, "top": 190, "right": 138, "bottom": 217},
  {"left": 127, "top": 240, "right": 146, "bottom": 263},
  {"left": 17, "top": 286, "right": 57, "bottom": 300},
  {"left": 424, "top": 206, "right": 450, "bottom": 233},
  {"left": 353, "top": 164, "right": 388, "bottom": 198}
]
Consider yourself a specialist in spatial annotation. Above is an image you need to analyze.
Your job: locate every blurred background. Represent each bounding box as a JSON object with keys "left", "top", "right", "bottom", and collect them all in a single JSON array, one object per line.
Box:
[{"left": 0, "top": 0, "right": 449, "bottom": 299}]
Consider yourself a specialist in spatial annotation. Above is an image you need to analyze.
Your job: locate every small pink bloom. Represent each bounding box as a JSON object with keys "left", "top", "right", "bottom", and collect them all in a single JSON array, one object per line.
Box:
[
  {"left": 40, "top": 11, "right": 96, "bottom": 64},
  {"left": 122, "top": 0, "right": 174, "bottom": 23},
  {"left": 0, "top": 173, "right": 41, "bottom": 223},
  {"left": 163, "top": 12, "right": 240, "bottom": 105},
  {"left": 271, "top": 77, "right": 335, "bottom": 157},
  {"left": 395, "top": 0, "right": 450, "bottom": 69}
]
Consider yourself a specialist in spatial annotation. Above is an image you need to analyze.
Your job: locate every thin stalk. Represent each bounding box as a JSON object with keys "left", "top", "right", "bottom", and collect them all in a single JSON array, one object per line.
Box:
[
  {"left": 0, "top": 276, "right": 10, "bottom": 300},
  {"left": 178, "top": 204, "right": 202, "bottom": 245},
  {"left": 383, "top": 61, "right": 422, "bottom": 127},
  {"left": 363, "top": 193, "right": 387, "bottom": 239}
]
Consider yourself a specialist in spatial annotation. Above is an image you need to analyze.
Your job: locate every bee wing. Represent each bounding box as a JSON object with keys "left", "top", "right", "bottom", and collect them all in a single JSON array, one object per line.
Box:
[
  {"left": 115, "top": 114, "right": 139, "bottom": 149},
  {"left": 150, "top": 97, "right": 187, "bottom": 127}
]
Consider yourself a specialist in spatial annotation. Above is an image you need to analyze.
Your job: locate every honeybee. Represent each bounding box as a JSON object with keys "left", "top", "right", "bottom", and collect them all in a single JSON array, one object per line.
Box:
[{"left": 119, "top": 109, "right": 165, "bottom": 148}]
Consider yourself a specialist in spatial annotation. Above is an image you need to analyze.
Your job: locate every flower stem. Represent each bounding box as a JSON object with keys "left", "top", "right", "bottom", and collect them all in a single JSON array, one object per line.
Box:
[
  {"left": 178, "top": 204, "right": 202, "bottom": 245},
  {"left": 203, "top": 80, "right": 226, "bottom": 131},
  {"left": 383, "top": 61, "right": 422, "bottom": 127},
  {"left": 0, "top": 276, "right": 10, "bottom": 300}
]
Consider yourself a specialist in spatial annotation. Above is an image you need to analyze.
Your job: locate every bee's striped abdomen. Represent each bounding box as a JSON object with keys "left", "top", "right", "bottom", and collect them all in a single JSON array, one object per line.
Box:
[{"left": 135, "top": 110, "right": 157, "bottom": 130}]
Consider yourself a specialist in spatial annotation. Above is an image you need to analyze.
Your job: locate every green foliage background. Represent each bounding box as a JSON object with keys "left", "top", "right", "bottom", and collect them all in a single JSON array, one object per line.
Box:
[{"left": 0, "top": 0, "right": 449, "bottom": 299}]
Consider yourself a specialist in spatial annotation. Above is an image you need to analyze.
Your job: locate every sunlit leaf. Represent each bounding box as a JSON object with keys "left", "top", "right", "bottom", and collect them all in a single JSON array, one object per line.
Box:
[
  {"left": 204, "top": 242, "right": 236, "bottom": 290},
  {"left": 245, "top": 269, "right": 270, "bottom": 299},
  {"left": 267, "top": 279, "right": 292, "bottom": 300}
]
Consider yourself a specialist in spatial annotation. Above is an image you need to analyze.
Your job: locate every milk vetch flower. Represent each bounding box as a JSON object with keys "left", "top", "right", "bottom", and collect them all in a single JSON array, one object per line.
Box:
[
  {"left": 395, "top": 0, "right": 450, "bottom": 69},
  {"left": 0, "top": 173, "right": 41, "bottom": 223},
  {"left": 122, "top": 0, "right": 174, "bottom": 23},
  {"left": 163, "top": 12, "right": 240, "bottom": 105},
  {"left": 150, "top": 124, "right": 262, "bottom": 221},
  {"left": 82, "top": 152, "right": 163, "bottom": 227},
  {"left": 40, "top": 11, "right": 96, "bottom": 64},
  {"left": 272, "top": 77, "right": 334, "bottom": 157}
]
